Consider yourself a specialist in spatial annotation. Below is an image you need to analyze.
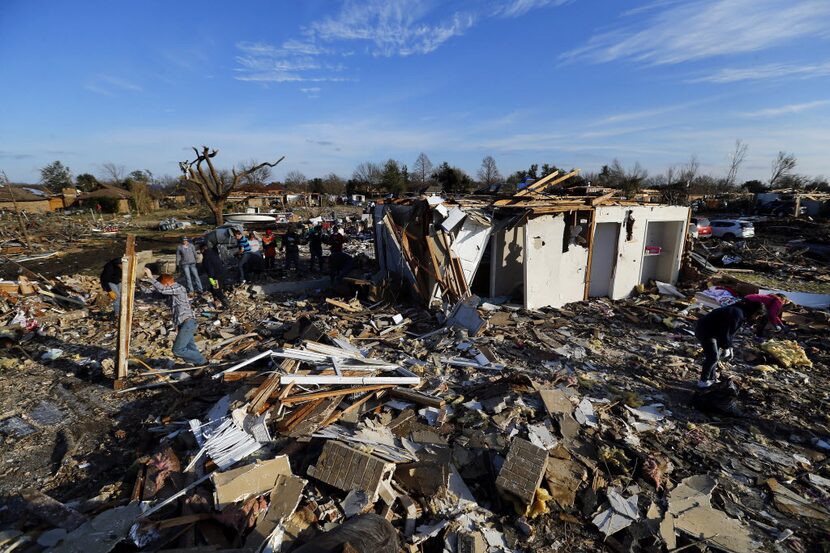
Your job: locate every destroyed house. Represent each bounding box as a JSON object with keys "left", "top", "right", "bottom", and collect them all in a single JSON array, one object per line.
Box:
[{"left": 373, "top": 171, "right": 691, "bottom": 310}]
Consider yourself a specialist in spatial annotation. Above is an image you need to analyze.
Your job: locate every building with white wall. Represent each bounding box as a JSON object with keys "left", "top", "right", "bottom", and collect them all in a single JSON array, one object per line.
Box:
[{"left": 374, "top": 193, "right": 690, "bottom": 310}]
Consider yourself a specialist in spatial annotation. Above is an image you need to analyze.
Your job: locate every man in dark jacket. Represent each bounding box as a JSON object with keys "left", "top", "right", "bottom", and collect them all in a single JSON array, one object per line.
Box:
[
  {"left": 282, "top": 226, "right": 301, "bottom": 272},
  {"left": 308, "top": 223, "right": 324, "bottom": 272},
  {"left": 199, "top": 244, "right": 228, "bottom": 308},
  {"left": 694, "top": 300, "right": 763, "bottom": 388},
  {"left": 100, "top": 258, "right": 122, "bottom": 316}
]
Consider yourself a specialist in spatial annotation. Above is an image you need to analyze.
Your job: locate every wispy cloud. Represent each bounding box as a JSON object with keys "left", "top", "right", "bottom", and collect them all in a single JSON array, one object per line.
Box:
[
  {"left": 740, "top": 99, "right": 830, "bottom": 117},
  {"left": 300, "top": 87, "right": 322, "bottom": 98},
  {"left": 691, "top": 61, "right": 830, "bottom": 83},
  {"left": 235, "top": 0, "right": 568, "bottom": 87},
  {"left": 234, "top": 41, "right": 350, "bottom": 83},
  {"left": 309, "top": 0, "right": 475, "bottom": 57},
  {"left": 84, "top": 75, "right": 142, "bottom": 96},
  {"left": 592, "top": 99, "right": 712, "bottom": 125},
  {"left": 561, "top": 0, "right": 830, "bottom": 65},
  {"left": 0, "top": 151, "right": 33, "bottom": 160},
  {"left": 496, "top": 0, "right": 570, "bottom": 18}
]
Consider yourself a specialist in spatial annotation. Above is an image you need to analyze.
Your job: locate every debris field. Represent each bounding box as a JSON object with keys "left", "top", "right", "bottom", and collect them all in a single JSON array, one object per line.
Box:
[{"left": 0, "top": 208, "right": 829, "bottom": 553}]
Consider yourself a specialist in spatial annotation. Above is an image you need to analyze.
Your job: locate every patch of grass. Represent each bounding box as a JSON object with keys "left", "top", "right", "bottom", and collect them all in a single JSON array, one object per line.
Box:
[{"left": 737, "top": 272, "right": 830, "bottom": 294}]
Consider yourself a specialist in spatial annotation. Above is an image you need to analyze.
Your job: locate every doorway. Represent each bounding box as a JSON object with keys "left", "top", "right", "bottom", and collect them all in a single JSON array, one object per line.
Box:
[{"left": 589, "top": 222, "right": 620, "bottom": 298}]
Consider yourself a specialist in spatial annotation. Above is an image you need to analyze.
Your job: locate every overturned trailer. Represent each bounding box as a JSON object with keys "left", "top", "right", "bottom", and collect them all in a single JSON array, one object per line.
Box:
[{"left": 373, "top": 174, "right": 691, "bottom": 310}]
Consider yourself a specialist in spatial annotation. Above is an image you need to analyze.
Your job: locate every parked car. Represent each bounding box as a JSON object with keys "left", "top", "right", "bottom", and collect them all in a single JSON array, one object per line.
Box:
[
  {"left": 709, "top": 219, "right": 755, "bottom": 239},
  {"left": 687, "top": 223, "right": 698, "bottom": 239},
  {"left": 756, "top": 200, "right": 807, "bottom": 217},
  {"left": 689, "top": 217, "right": 712, "bottom": 238}
]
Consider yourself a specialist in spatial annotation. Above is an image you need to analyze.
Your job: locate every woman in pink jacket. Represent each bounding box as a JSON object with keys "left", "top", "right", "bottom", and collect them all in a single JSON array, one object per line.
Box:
[{"left": 744, "top": 293, "right": 790, "bottom": 337}]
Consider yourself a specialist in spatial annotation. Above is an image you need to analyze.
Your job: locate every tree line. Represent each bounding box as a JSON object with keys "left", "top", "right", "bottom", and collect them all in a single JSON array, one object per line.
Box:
[{"left": 33, "top": 140, "right": 829, "bottom": 210}]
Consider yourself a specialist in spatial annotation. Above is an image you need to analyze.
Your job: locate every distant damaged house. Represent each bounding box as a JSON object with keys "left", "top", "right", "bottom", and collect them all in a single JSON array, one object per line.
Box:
[{"left": 373, "top": 171, "right": 690, "bottom": 310}]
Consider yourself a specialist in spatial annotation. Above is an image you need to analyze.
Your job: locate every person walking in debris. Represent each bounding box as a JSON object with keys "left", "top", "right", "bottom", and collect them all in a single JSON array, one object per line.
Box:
[
  {"left": 143, "top": 267, "right": 207, "bottom": 366},
  {"left": 176, "top": 237, "right": 203, "bottom": 294},
  {"left": 744, "top": 293, "right": 790, "bottom": 338},
  {"left": 308, "top": 223, "right": 324, "bottom": 272},
  {"left": 199, "top": 243, "right": 228, "bottom": 308},
  {"left": 328, "top": 225, "right": 346, "bottom": 255},
  {"left": 262, "top": 229, "right": 277, "bottom": 270},
  {"left": 694, "top": 300, "right": 763, "bottom": 388},
  {"left": 282, "top": 226, "right": 301, "bottom": 272},
  {"left": 99, "top": 257, "right": 122, "bottom": 317},
  {"left": 234, "top": 229, "right": 254, "bottom": 283}
]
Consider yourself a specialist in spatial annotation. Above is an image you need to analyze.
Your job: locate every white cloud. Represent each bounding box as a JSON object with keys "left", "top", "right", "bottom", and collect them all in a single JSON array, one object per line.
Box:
[
  {"left": 84, "top": 75, "right": 142, "bottom": 95},
  {"left": 496, "top": 0, "right": 570, "bottom": 18},
  {"left": 234, "top": 0, "right": 572, "bottom": 85},
  {"left": 300, "top": 87, "right": 322, "bottom": 98},
  {"left": 561, "top": 0, "right": 830, "bottom": 65},
  {"left": 691, "top": 61, "right": 830, "bottom": 83},
  {"left": 309, "top": 0, "right": 474, "bottom": 57},
  {"left": 740, "top": 99, "right": 830, "bottom": 117},
  {"left": 234, "top": 41, "right": 351, "bottom": 83}
]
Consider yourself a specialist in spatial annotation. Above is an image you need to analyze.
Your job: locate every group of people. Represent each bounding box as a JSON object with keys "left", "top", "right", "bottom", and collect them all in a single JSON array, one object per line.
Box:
[
  {"left": 694, "top": 292, "right": 791, "bottom": 388},
  {"left": 102, "top": 228, "right": 793, "bottom": 391},
  {"left": 98, "top": 224, "right": 355, "bottom": 368},
  {"left": 233, "top": 224, "right": 348, "bottom": 284}
]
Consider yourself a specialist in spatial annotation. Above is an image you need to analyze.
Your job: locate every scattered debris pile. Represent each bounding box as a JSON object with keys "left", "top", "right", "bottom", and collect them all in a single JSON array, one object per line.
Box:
[{"left": 1, "top": 229, "right": 829, "bottom": 552}]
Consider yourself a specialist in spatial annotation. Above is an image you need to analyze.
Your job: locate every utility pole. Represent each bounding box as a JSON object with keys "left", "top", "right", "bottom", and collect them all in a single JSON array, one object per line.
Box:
[{"left": 0, "top": 171, "right": 31, "bottom": 249}]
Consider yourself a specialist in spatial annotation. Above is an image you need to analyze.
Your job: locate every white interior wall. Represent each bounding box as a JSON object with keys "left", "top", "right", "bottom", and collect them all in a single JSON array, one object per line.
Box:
[
  {"left": 490, "top": 225, "right": 525, "bottom": 298},
  {"left": 589, "top": 222, "right": 620, "bottom": 298},
  {"left": 594, "top": 205, "right": 690, "bottom": 299},
  {"left": 523, "top": 214, "right": 588, "bottom": 309}
]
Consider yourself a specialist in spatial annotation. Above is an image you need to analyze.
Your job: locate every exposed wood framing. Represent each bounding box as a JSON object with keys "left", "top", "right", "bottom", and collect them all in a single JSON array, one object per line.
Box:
[
  {"left": 115, "top": 234, "right": 136, "bottom": 389},
  {"left": 280, "top": 384, "right": 394, "bottom": 405},
  {"left": 514, "top": 170, "right": 560, "bottom": 197}
]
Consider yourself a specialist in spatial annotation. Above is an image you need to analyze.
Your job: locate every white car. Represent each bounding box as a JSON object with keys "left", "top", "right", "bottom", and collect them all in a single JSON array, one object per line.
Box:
[{"left": 709, "top": 219, "right": 755, "bottom": 239}]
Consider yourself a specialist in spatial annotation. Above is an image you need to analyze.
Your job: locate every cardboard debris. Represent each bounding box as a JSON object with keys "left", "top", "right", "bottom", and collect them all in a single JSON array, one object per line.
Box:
[{"left": 212, "top": 455, "right": 292, "bottom": 508}]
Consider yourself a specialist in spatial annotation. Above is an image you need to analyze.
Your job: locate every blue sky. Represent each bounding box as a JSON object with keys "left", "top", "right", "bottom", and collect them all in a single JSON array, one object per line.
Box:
[{"left": 2, "top": 0, "right": 830, "bottom": 184}]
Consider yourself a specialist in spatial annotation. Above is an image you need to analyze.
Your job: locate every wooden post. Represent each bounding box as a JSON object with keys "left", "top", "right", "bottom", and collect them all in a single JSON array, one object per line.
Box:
[
  {"left": 794, "top": 195, "right": 801, "bottom": 218},
  {"left": 115, "top": 234, "right": 137, "bottom": 389},
  {"left": 582, "top": 210, "right": 598, "bottom": 300}
]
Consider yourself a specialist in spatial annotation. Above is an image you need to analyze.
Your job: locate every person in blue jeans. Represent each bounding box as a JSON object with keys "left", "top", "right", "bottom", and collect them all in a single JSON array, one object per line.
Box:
[
  {"left": 143, "top": 267, "right": 207, "bottom": 365},
  {"left": 176, "top": 237, "right": 203, "bottom": 294}
]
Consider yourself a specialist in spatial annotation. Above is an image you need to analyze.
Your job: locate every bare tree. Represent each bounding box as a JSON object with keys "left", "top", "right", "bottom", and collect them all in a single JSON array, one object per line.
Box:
[
  {"left": 770, "top": 151, "right": 797, "bottom": 187},
  {"left": 724, "top": 139, "right": 748, "bottom": 187},
  {"left": 322, "top": 173, "right": 346, "bottom": 194},
  {"left": 284, "top": 170, "right": 307, "bottom": 191},
  {"left": 678, "top": 155, "right": 700, "bottom": 188},
  {"left": 607, "top": 159, "right": 647, "bottom": 196},
  {"left": 100, "top": 163, "right": 126, "bottom": 184},
  {"left": 477, "top": 155, "right": 502, "bottom": 187},
  {"left": 179, "top": 146, "right": 284, "bottom": 225},
  {"left": 238, "top": 159, "right": 273, "bottom": 187},
  {"left": 412, "top": 153, "right": 433, "bottom": 188},
  {"left": 352, "top": 162, "right": 383, "bottom": 193}
]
